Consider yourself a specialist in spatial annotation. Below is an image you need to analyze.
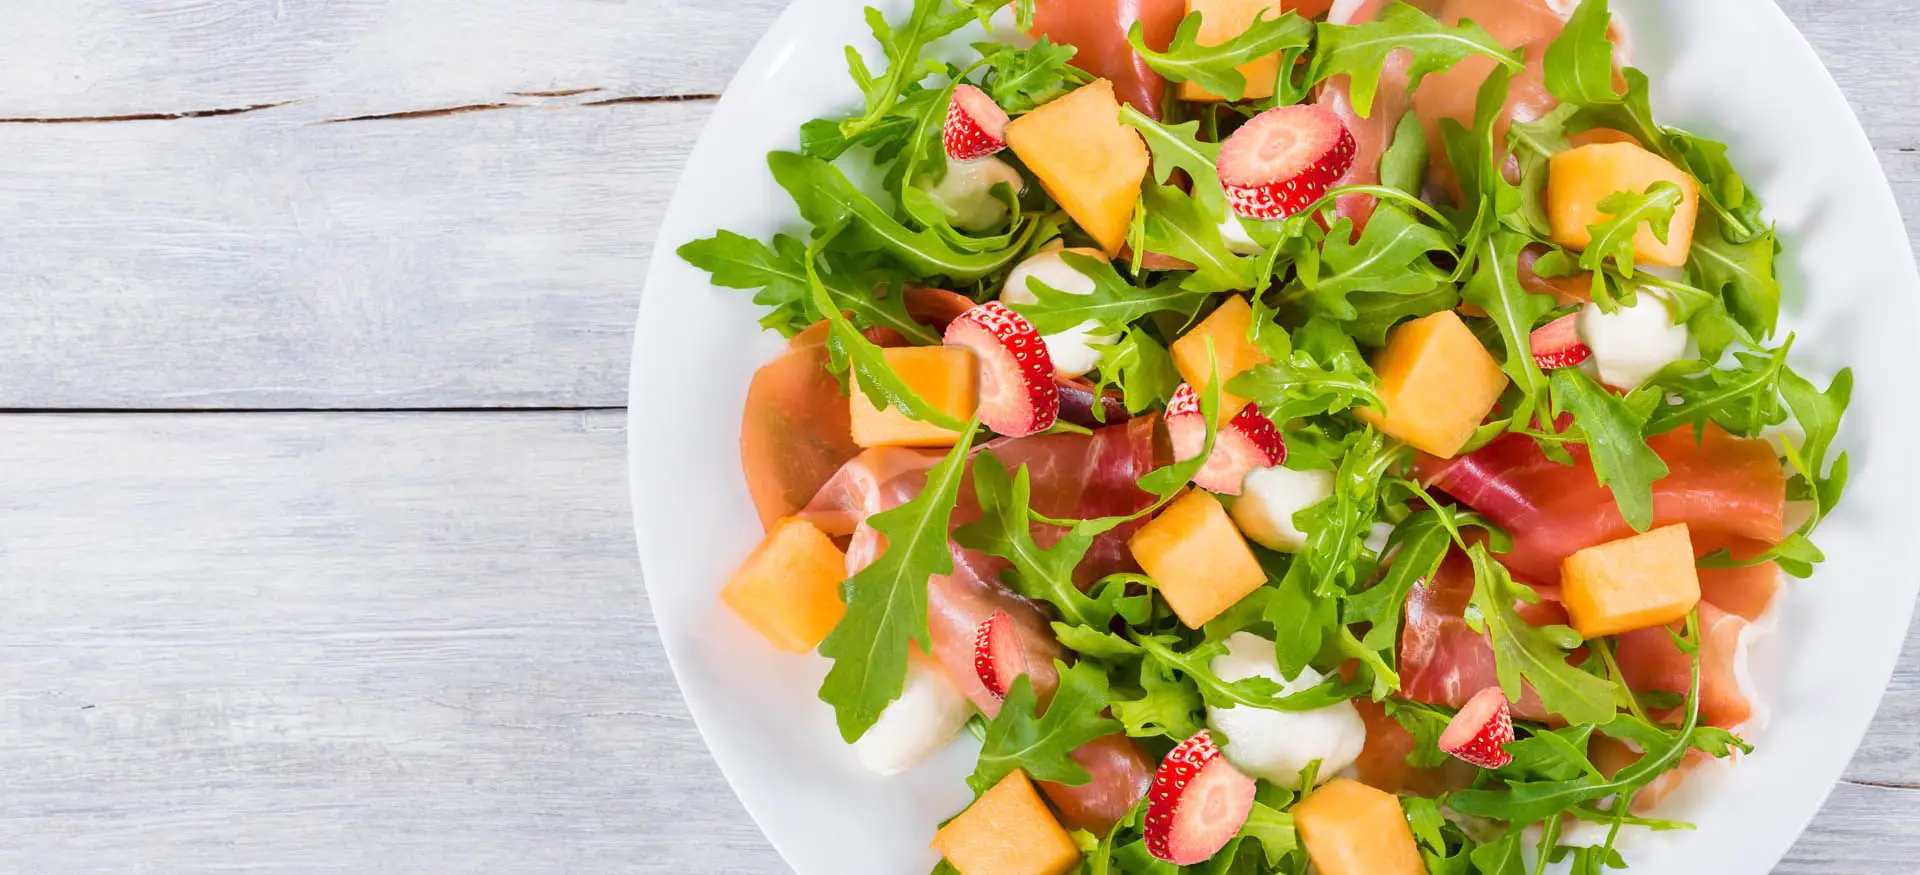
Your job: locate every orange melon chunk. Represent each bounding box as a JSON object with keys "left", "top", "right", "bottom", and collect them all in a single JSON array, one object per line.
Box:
[
  {"left": 1178, "top": 0, "right": 1289, "bottom": 103},
  {"left": 1005, "top": 79, "right": 1149, "bottom": 256},
  {"left": 1169, "top": 296, "right": 1272, "bottom": 418},
  {"left": 720, "top": 518, "right": 848, "bottom": 653},
  {"left": 1356, "top": 310, "right": 1508, "bottom": 458},
  {"left": 1562, "top": 523, "right": 1702, "bottom": 639},
  {"left": 1548, "top": 142, "right": 1702, "bottom": 268},
  {"left": 932, "top": 770, "right": 1081, "bottom": 875},
  {"left": 1128, "top": 490, "right": 1266, "bottom": 627},
  {"left": 1292, "top": 779, "right": 1426, "bottom": 875},
  {"left": 850, "top": 346, "right": 979, "bottom": 449}
]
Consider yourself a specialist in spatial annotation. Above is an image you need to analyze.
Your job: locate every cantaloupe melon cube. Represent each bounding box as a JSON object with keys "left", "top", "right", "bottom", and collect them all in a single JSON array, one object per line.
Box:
[
  {"left": 1005, "top": 79, "right": 1149, "bottom": 256},
  {"left": 1178, "top": 0, "right": 1289, "bottom": 103},
  {"left": 932, "top": 770, "right": 1080, "bottom": 875},
  {"left": 1128, "top": 490, "right": 1266, "bottom": 627},
  {"left": 1292, "top": 779, "right": 1426, "bottom": 875},
  {"left": 1170, "top": 296, "right": 1272, "bottom": 418},
  {"left": 1562, "top": 523, "right": 1702, "bottom": 639},
  {"left": 720, "top": 518, "right": 848, "bottom": 653},
  {"left": 1355, "top": 310, "right": 1507, "bottom": 459},
  {"left": 1548, "top": 142, "right": 1701, "bottom": 268},
  {"left": 850, "top": 346, "right": 979, "bottom": 449}
]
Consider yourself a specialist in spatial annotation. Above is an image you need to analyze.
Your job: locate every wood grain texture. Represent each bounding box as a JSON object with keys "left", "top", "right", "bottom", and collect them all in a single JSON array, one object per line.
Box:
[{"left": 0, "top": 0, "right": 1914, "bottom": 873}]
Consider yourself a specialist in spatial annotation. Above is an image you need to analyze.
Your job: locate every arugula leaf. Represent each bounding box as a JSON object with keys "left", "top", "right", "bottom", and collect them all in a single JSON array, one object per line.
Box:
[
  {"left": 1462, "top": 230, "right": 1555, "bottom": 423},
  {"left": 1297, "top": 430, "right": 1399, "bottom": 598},
  {"left": 1093, "top": 328, "right": 1182, "bottom": 416},
  {"left": 1264, "top": 554, "right": 1338, "bottom": 679},
  {"left": 1141, "top": 182, "right": 1263, "bottom": 293},
  {"left": 969, "top": 662, "right": 1123, "bottom": 792},
  {"left": 1542, "top": 0, "right": 1623, "bottom": 106},
  {"left": 1137, "top": 635, "right": 1365, "bottom": 713},
  {"left": 1007, "top": 251, "right": 1202, "bottom": 336},
  {"left": 1110, "top": 657, "right": 1206, "bottom": 741},
  {"left": 1552, "top": 368, "right": 1669, "bottom": 532},
  {"left": 975, "top": 38, "right": 1081, "bottom": 113},
  {"left": 1690, "top": 210, "right": 1782, "bottom": 341},
  {"left": 1349, "top": 511, "right": 1453, "bottom": 653},
  {"left": 1385, "top": 700, "right": 1455, "bottom": 770},
  {"left": 1238, "top": 802, "right": 1299, "bottom": 866},
  {"left": 1466, "top": 545, "right": 1620, "bottom": 726},
  {"left": 1285, "top": 205, "right": 1454, "bottom": 319},
  {"left": 955, "top": 455, "right": 1113, "bottom": 629},
  {"left": 1340, "top": 284, "right": 1462, "bottom": 347},
  {"left": 1508, "top": 103, "right": 1577, "bottom": 239},
  {"left": 1579, "top": 182, "right": 1685, "bottom": 293},
  {"left": 1311, "top": 1, "right": 1521, "bottom": 118},
  {"left": 769, "top": 151, "right": 1031, "bottom": 282},
  {"left": 1447, "top": 68, "right": 1526, "bottom": 277},
  {"left": 678, "top": 230, "right": 937, "bottom": 343},
  {"left": 1709, "top": 365, "right": 1852, "bottom": 577},
  {"left": 1120, "top": 108, "right": 1226, "bottom": 208},
  {"left": 1379, "top": 109, "right": 1431, "bottom": 196},
  {"left": 1229, "top": 318, "right": 1381, "bottom": 421},
  {"left": 1128, "top": 9, "right": 1314, "bottom": 102},
  {"left": 817, "top": 417, "right": 981, "bottom": 742},
  {"left": 839, "top": 0, "right": 973, "bottom": 142},
  {"left": 1637, "top": 344, "right": 1789, "bottom": 438}
]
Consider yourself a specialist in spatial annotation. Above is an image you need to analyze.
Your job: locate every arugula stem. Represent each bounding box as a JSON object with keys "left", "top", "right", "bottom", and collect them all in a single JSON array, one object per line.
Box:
[
  {"left": 1595, "top": 639, "right": 1649, "bottom": 724},
  {"left": 1302, "top": 184, "right": 1461, "bottom": 237}
]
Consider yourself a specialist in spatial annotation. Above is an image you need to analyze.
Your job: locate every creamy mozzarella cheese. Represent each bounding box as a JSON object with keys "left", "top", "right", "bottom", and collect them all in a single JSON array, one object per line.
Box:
[
  {"left": 925, "top": 155, "right": 1025, "bottom": 232},
  {"left": 1578, "top": 288, "right": 1690, "bottom": 389},
  {"left": 853, "top": 655, "right": 975, "bottom": 776},
  {"left": 1205, "top": 632, "right": 1366, "bottom": 788},
  {"left": 1229, "top": 467, "right": 1335, "bottom": 553},
  {"left": 1000, "top": 248, "right": 1113, "bottom": 377}
]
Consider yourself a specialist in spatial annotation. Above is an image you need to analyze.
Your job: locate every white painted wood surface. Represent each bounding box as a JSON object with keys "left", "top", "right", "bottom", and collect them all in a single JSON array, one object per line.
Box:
[{"left": 0, "top": 1, "right": 1911, "bottom": 873}]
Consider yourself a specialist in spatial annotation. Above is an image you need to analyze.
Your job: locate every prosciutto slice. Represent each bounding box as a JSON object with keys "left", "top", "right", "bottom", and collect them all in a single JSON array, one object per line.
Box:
[
  {"left": 1315, "top": 0, "right": 1416, "bottom": 231},
  {"left": 1614, "top": 600, "right": 1752, "bottom": 730},
  {"left": 1029, "top": 0, "right": 1186, "bottom": 119},
  {"left": 1397, "top": 551, "right": 1568, "bottom": 720},
  {"left": 1416, "top": 422, "right": 1787, "bottom": 585},
  {"left": 800, "top": 419, "right": 1163, "bottom": 831}
]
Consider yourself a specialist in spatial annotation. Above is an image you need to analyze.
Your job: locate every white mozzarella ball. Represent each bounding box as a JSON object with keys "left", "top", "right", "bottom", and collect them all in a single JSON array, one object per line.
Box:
[
  {"left": 1578, "top": 288, "right": 1690, "bottom": 390},
  {"left": 853, "top": 655, "right": 975, "bottom": 776},
  {"left": 1229, "top": 467, "right": 1335, "bottom": 553},
  {"left": 1205, "top": 632, "right": 1367, "bottom": 789},
  {"left": 1000, "top": 248, "right": 1114, "bottom": 378},
  {"left": 1218, "top": 213, "right": 1264, "bottom": 256},
  {"left": 925, "top": 155, "right": 1025, "bottom": 232}
]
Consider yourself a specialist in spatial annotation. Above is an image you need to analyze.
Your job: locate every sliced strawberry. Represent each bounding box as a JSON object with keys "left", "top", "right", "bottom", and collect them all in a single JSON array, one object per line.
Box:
[
  {"left": 971, "top": 611, "right": 1029, "bottom": 700},
  {"left": 1440, "top": 686, "right": 1516, "bottom": 769},
  {"left": 1531, "top": 313, "right": 1594, "bottom": 370},
  {"left": 1216, "top": 105, "right": 1358, "bottom": 221},
  {"left": 944, "top": 84, "right": 1010, "bottom": 161},
  {"left": 945, "top": 301, "right": 1060, "bottom": 437},
  {"left": 1164, "top": 384, "right": 1287, "bottom": 496},
  {"left": 1144, "top": 730, "right": 1256, "bottom": 865}
]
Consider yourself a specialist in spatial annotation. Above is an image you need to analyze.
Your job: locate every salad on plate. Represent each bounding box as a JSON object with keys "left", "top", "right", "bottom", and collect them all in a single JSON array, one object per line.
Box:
[{"left": 680, "top": 0, "right": 1854, "bottom": 871}]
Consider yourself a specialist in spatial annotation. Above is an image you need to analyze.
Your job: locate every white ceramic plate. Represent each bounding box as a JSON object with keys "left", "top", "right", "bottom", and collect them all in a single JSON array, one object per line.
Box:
[{"left": 631, "top": 2, "right": 1920, "bottom": 872}]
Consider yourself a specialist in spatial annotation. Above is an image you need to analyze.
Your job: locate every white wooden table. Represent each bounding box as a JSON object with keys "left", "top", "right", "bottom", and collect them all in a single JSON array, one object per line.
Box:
[{"left": 0, "top": 2, "right": 1912, "bottom": 872}]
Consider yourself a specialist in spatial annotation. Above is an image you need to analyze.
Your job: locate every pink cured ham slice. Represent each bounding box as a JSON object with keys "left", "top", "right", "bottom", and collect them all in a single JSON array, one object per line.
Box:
[
  {"left": 1029, "top": 0, "right": 1186, "bottom": 120},
  {"left": 1614, "top": 600, "right": 1752, "bottom": 730},
  {"left": 1397, "top": 551, "right": 1568, "bottom": 721},
  {"left": 799, "top": 419, "right": 1162, "bottom": 832},
  {"left": 1415, "top": 422, "right": 1787, "bottom": 585},
  {"left": 1315, "top": 0, "right": 1417, "bottom": 232}
]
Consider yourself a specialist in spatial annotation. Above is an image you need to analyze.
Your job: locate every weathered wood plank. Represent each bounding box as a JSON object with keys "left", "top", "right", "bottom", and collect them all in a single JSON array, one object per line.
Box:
[
  {"left": 0, "top": 0, "right": 787, "bottom": 120},
  {"left": 0, "top": 411, "right": 770, "bottom": 873}
]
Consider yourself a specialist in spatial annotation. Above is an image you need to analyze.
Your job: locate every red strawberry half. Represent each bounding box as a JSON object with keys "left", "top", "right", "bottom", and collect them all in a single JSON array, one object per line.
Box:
[
  {"left": 972, "top": 611, "right": 1029, "bottom": 700},
  {"left": 1440, "top": 686, "right": 1516, "bottom": 769},
  {"left": 1144, "top": 731, "right": 1256, "bottom": 865},
  {"left": 1164, "top": 384, "right": 1287, "bottom": 496},
  {"left": 944, "top": 84, "right": 1010, "bottom": 161},
  {"left": 1531, "top": 313, "right": 1593, "bottom": 370},
  {"left": 945, "top": 301, "right": 1060, "bottom": 437},
  {"left": 1216, "top": 105, "right": 1358, "bottom": 220}
]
